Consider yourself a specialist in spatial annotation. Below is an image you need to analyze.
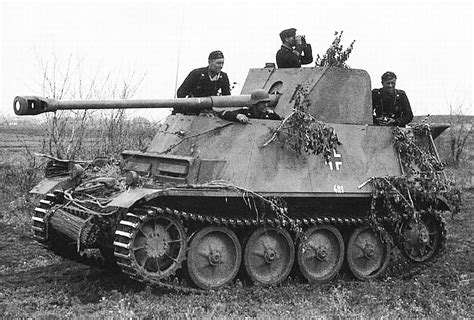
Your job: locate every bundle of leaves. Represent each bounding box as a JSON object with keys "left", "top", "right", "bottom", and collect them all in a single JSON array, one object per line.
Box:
[
  {"left": 396, "top": 125, "right": 461, "bottom": 213},
  {"left": 315, "top": 31, "right": 355, "bottom": 68},
  {"left": 371, "top": 176, "right": 437, "bottom": 219},
  {"left": 263, "top": 86, "right": 341, "bottom": 162},
  {"left": 204, "top": 180, "right": 305, "bottom": 242},
  {"left": 395, "top": 124, "right": 444, "bottom": 174},
  {"left": 368, "top": 125, "right": 462, "bottom": 224}
]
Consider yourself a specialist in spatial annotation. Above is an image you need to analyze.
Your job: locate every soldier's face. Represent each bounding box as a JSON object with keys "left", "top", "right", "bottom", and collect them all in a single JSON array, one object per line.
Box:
[
  {"left": 209, "top": 58, "right": 224, "bottom": 73},
  {"left": 286, "top": 36, "right": 296, "bottom": 46},
  {"left": 253, "top": 102, "right": 267, "bottom": 117},
  {"left": 382, "top": 79, "right": 396, "bottom": 92}
]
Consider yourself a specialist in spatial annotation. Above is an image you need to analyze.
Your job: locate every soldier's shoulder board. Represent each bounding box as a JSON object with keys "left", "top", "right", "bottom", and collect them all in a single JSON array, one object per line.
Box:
[{"left": 372, "top": 88, "right": 381, "bottom": 94}]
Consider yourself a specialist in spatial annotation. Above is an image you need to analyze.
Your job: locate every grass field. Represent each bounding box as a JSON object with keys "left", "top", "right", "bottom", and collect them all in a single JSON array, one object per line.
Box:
[{"left": 0, "top": 122, "right": 472, "bottom": 318}]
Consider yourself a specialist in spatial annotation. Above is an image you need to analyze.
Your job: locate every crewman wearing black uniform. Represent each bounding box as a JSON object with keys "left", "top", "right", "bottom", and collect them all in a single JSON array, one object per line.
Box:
[
  {"left": 217, "top": 89, "right": 281, "bottom": 123},
  {"left": 276, "top": 28, "right": 313, "bottom": 68},
  {"left": 372, "top": 71, "right": 413, "bottom": 127},
  {"left": 177, "top": 50, "right": 231, "bottom": 98}
]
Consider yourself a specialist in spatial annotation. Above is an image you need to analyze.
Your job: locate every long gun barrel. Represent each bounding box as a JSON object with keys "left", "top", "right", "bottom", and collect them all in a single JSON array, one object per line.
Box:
[{"left": 13, "top": 94, "right": 279, "bottom": 116}]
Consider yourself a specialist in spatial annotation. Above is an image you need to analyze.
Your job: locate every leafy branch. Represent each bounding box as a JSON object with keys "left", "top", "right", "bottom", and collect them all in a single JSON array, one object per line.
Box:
[
  {"left": 366, "top": 125, "right": 462, "bottom": 224},
  {"left": 262, "top": 86, "right": 341, "bottom": 162},
  {"left": 315, "top": 31, "right": 355, "bottom": 68},
  {"left": 193, "top": 180, "right": 304, "bottom": 240}
]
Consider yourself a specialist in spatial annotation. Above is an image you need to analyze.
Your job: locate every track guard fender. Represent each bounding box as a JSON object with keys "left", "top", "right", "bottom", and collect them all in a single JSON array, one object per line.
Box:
[
  {"left": 30, "top": 177, "right": 78, "bottom": 195},
  {"left": 106, "top": 187, "right": 164, "bottom": 208}
]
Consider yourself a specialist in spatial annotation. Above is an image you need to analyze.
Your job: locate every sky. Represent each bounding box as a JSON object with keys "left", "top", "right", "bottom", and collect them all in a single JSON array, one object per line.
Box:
[{"left": 1, "top": 0, "right": 473, "bottom": 121}]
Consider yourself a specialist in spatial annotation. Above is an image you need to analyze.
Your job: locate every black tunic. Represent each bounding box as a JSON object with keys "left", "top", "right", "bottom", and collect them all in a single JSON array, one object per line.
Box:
[
  {"left": 372, "top": 88, "right": 414, "bottom": 127},
  {"left": 177, "top": 67, "right": 230, "bottom": 98},
  {"left": 217, "top": 107, "right": 281, "bottom": 122},
  {"left": 276, "top": 44, "right": 313, "bottom": 68}
]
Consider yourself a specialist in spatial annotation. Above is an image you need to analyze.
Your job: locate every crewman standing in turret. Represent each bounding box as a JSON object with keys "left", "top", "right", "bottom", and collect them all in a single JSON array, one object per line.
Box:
[
  {"left": 177, "top": 50, "right": 231, "bottom": 98},
  {"left": 372, "top": 71, "right": 413, "bottom": 127},
  {"left": 276, "top": 28, "right": 313, "bottom": 68}
]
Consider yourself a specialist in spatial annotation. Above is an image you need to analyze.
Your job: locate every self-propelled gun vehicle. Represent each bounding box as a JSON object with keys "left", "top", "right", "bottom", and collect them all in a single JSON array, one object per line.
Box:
[{"left": 13, "top": 65, "right": 454, "bottom": 291}]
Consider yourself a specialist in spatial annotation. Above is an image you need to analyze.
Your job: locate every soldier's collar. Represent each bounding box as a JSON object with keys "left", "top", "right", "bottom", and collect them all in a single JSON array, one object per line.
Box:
[{"left": 208, "top": 70, "right": 221, "bottom": 81}]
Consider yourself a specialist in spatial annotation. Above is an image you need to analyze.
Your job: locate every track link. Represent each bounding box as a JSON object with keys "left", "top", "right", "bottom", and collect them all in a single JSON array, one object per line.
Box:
[{"left": 31, "top": 193, "right": 58, "bottom": 243}]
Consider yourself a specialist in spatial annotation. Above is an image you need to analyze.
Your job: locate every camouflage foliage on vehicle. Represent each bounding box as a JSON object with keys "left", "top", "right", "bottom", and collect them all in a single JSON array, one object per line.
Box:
[{"left": 263, "top": 86, "right": 341, "bottom": 162}]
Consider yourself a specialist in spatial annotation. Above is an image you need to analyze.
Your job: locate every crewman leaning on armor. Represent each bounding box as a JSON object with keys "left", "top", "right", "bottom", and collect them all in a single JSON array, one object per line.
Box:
[
  {"left": 372, "top": 71, "right": 414, "bottom": 127},
  {"left": 217, "top": 89, "right": 281, "bottom": 123},
  {"left": 276, "top": 28, "right": 313, "bottom": 68}
]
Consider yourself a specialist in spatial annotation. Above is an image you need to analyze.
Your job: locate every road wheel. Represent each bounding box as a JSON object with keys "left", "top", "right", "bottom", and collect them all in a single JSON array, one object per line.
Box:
[
  {"left": 346, "top": 226, "right": 391, "bottom": 280},
  {"left": 297, "top": 225, "right": 344, "bottom": 283},
  {"left": 243, "top": 226, "right": 294, "bottom": 285},
  {"left": 187, "top": 226, "right": 241, "bottom": 290}
]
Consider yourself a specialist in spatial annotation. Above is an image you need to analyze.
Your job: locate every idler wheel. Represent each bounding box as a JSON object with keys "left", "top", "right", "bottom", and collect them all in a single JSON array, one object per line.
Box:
[
  {"left": 297, "top": 225, "right": 344, "bottom": 283},
  {"left": 400, "top": 211, "right": 444, "bottom": 262},
  {"left": 130, "top": 213, "right": 186, "bottom": 280},
  {"left": 346, "top": 226, "right": 391, "bottom": 280},
  {"left": 243, "top": 226, "right": 294, "bottom": 285},
  {"left": 187, "top": 226, "right": 241, "bottom": 290}
]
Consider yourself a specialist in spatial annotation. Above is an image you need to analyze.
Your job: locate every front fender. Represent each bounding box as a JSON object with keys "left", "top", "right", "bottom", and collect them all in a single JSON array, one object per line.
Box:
[
  {"left": 106, "top": 187, "right": 164, "bottom": 208},
  {"left": 30, "top": 176, "right": 78, "bottom": 195}
]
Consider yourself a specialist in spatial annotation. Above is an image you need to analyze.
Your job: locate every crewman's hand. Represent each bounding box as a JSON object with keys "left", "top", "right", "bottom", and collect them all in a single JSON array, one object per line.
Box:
[
  {"left": 385, "top": 118, "right": 397, "bottom": 126},
  {"left": 295, "top": 35, "right": 303, "bottom": 46},
  {"left": 236, "top": 114, "right": 249, "bottom": 123},
  {"left": 375, "top": 117, "right": 386, "bottom": 125}
]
